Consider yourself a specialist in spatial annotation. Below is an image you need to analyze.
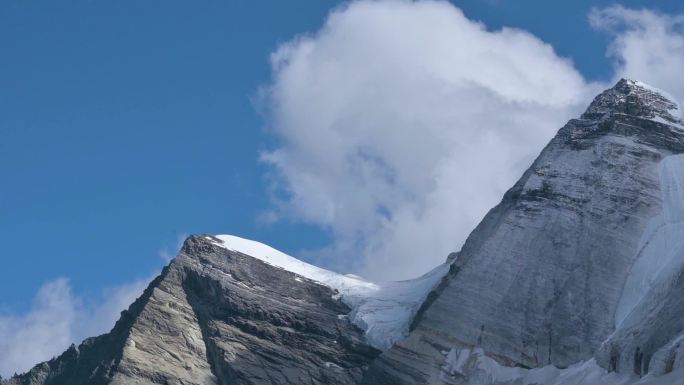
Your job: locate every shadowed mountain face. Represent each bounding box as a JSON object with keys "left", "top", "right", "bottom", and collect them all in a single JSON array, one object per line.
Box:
[{"left": 6, "top": 80, "right": 684, "bottom": 385}]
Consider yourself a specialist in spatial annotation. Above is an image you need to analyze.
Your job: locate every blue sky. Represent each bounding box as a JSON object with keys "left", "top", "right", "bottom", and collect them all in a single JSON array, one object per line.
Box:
[
  {"left": 1, "top": 0, "right": 340, "bottom": 312},
  {"left": 3, "top": 0, "right": 684, "bottom": 374}
]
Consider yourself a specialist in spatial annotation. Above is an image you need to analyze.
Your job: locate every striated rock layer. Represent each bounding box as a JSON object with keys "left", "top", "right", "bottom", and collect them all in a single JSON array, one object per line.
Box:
[
  {"left": 363, "top": 79, "right": 684, "bottom": 384},
  {"left": 4, "top": 235, "right": 379, "bottom": 385}
]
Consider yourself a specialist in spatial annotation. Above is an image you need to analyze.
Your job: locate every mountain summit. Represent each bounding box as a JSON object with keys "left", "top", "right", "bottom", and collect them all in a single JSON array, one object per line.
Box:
[
  {"left": 582, "top": 79, "right": 681, "bottom": 123},
  {"left": 5, "top": 80, "right": 684, "bottom": 385},
  {"left": 366, "top": 79, "right": 684, "bottom": 384}
]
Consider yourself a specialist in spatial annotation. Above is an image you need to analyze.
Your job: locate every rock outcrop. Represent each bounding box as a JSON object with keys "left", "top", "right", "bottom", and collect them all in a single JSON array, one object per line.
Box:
[{"left": 3, "top": 235, "right": 379, "bottom": 385}]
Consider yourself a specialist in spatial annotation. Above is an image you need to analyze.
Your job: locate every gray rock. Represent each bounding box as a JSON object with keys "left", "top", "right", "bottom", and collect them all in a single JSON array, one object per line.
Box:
[
  {"left": 364, "top": 79, "right": 684, "bottom": 384},
  {"left": 4, "top": 235, "right": 379, "bottom": 385}
]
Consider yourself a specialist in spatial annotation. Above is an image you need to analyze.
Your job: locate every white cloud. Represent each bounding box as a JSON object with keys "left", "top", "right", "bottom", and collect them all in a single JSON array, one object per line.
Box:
[
  {"left": 0, "top": 279, "right": 76, "bottom": 378},
  {"left": 261, "top": 0, "right": 601, "bottom": 280},
  {"left": 0, "top": 277, "right": 150, "bottom": 378},
  {"left": 591, "top": 5, "right": 684, "bottom": 106}
]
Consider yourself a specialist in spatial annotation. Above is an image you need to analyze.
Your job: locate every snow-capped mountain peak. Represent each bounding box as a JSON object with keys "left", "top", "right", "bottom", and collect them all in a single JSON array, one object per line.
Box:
[
  {"left": 582, "top": 78, "right": 682, "bottom": 125},
  {"left": 367, "top": 80, "right": 684, "bottom": 384},
  {"left": 207, "top": 234, "right": 450, "bottom": 350}
]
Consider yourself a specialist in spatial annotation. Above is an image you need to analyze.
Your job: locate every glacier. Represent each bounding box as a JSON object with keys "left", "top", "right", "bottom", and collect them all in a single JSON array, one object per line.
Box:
[{"left": 616, "top": 154, "right": 684, "bottom": 328}]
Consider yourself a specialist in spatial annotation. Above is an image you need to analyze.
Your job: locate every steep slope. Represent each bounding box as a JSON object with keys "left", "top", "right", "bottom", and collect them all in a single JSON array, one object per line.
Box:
[
  {"left": 208, "top": 234, "right": 450, "bottom": 350},
  {"left": 363, "top": 79, "right": 684, "bottom": 384},
  {"left": 3, "top": 235, "right": 381, "bottom": 385},
  {"left": 0, "top": 273, "right": 168, "bottom": 385},
  {"left": 3, "top": 234, "right": 449, "bottom": 385}
]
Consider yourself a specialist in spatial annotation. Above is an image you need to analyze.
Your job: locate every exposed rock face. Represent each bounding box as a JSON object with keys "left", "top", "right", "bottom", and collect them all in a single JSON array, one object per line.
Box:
[
  {"left": 4, "top": 235, "right": 379, "bottom": 385},
  {"left": 364, "top": 79, "right": 684, "bottom": 384},
  {"left": 1, "top": 273, "right": 168, "bottom": 385}
]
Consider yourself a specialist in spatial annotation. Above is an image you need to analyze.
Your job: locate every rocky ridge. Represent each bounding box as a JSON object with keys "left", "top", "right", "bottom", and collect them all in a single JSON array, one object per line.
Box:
[{"left": 3, "top": 235, "right": 380, "bottom": 385}]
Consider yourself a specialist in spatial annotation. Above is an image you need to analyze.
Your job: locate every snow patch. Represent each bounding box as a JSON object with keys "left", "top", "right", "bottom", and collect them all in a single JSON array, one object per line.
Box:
[
  {"left": 439, "top": 347, "right": 684, "bottom": 385},
  {"left": 208, "top": 234, "right": 449, "bottom": 350},
  {"left": 324, "top": 362, "right": 342, "bottom": 370},
  {"left": 633, "top": 80, "right": 682, "bottom": 118},
  {"left": 616, "top": 154, "right": 684, "bottom": 327}
]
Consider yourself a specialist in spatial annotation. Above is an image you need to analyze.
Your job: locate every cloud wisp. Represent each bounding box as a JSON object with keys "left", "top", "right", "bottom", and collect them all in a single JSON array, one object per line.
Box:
[
  {"left": 0, "top": 277, "right": 150, "bottom": 378},
  {"left": 591, "top": 5, "right": 684, "bottom": 107}
]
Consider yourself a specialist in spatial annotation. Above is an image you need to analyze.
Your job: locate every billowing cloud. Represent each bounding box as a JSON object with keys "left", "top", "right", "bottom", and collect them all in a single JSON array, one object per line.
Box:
[
  {"left": 0, "top": 277, "right": 150, "bottom": 378},
  {"left": 591, "top": 5, "right": 684, "bottom": 106},
  {"left": 261, "top": 0, "right": 601, "bottom": 280}
]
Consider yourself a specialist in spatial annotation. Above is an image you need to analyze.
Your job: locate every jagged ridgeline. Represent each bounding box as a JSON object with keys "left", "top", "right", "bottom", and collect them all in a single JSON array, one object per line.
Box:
[{"left": 6, "top": 80, "right": 684, "bottom": 385}]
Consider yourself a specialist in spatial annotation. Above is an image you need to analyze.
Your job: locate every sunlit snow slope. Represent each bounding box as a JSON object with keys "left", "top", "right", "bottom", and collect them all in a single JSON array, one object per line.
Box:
[{"left": 209, "top": 234, "right": 449, "bottom": 350}]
